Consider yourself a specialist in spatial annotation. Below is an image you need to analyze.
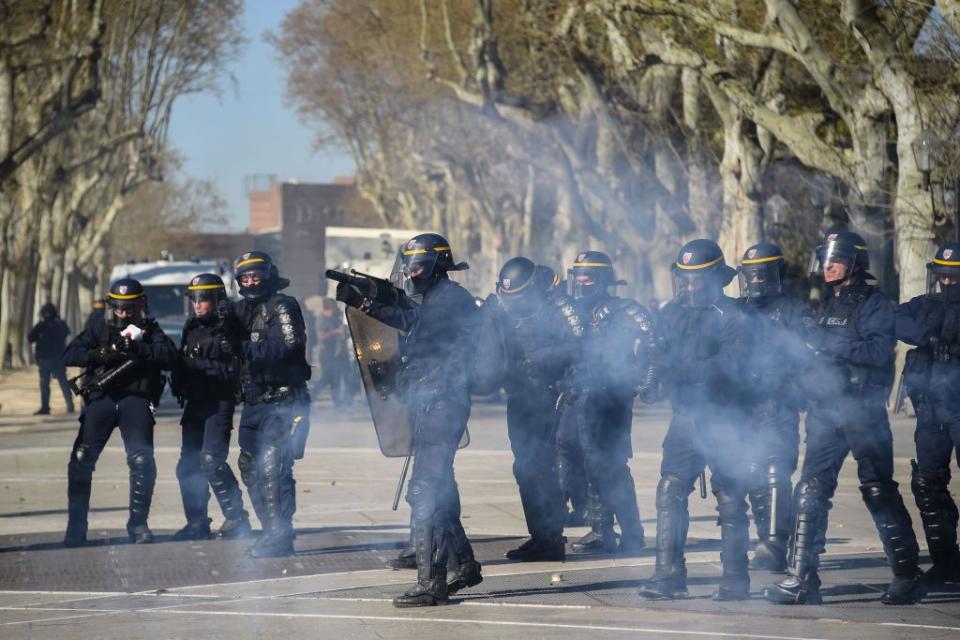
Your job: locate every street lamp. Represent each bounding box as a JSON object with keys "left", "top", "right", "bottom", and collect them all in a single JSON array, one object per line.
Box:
[{"left": 912, "top": 129, "right": 959, "bottom": 241}]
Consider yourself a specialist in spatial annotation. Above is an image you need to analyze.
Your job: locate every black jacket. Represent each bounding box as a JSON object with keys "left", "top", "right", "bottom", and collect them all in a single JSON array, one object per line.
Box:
[{"left": 28, "top": 318, "right": 70, "bottom": 363}]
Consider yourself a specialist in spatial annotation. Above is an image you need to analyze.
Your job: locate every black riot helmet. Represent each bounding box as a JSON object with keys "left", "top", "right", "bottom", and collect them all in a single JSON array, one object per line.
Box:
[
  {"left": 927, "top": 242, "right": 960, "bottom": 299},
  {"left": 233, "top": 251, "right": 278, "bottom": 300},
  {"left": 397, "top": 233, "right": 468, "bottom": 295},
  {"left": 107, "top": 278, "right": 147, "bottom": 327},
  {"left": 185, "top": 273, "right": 227, "bottom": 317},
  {"left": 671, "top": 239, "right": 736, "bottom": 307},
  {"left": 568, "top": 251, "right": 622, "bottom": 300},
  {"left": 808, "top": 230, "right": 869, "bottom": 286},
  {"left": 39, "top": 302, "right": 58, "bottom": 320},
  {"left": 496, "top": 257, "right": 549, "bottom": 316},
  {"left": 738, "top": 242, "right": 786, "bottom": 301},
  {"left": 534, "top": 264, "right": 561, "bottom": 293}
]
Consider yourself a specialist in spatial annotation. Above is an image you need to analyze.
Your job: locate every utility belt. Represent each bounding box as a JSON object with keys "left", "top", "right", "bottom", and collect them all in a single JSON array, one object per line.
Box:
[{"left": 243, "top": 384, "right": 309, "bottom": 406}]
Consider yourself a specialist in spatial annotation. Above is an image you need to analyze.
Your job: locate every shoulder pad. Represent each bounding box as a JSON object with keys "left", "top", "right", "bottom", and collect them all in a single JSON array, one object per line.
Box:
[
  {"left": 621, "top": 300, "right": 653, "bottom": 331},
  {"left": 553, "top": 295, "right": 584, "bottom": 337}
]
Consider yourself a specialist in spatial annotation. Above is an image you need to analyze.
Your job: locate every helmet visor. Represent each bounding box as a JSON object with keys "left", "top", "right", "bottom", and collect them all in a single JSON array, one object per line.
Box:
[
  {"left": 738, "top": 263, "right": 782, "bottom": 299},
  {"left": 927, "top": 263, "right": 960, "bottom": 295},
  {"left": 671, "top": 269, "right": 720, "bottom": 307}
]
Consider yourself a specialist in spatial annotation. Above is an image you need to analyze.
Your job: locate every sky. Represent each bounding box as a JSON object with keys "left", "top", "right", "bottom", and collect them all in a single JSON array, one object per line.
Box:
[{"left": 167, "top": 0, "right": 355, "bottom": 231}]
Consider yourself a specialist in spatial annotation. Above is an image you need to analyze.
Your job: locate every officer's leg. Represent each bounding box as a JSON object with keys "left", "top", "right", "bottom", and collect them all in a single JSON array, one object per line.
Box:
[
  {"left": 117, "top": 396, "right": 157, "bottom": 544},
  {"left": 394, "top": 401, "right": 460, "bottom": 608},
  {"left": 638, "top": 413, "right": 700, "bottom": 600},
  {"left": 711, "top": 473, "right": 750, "bottom": 600},
  {"left": 848, "top": 413, "right": 923, "bottom": 605},
  {"left": 911, "top": 420, "right": 960, "bottom": 586},
  {"left": 248, "top": 407, "right": 296, "bottom": 558},
  {"left": 173, "top": 402, "right": 212, "bottom": 540},
  {"left": 54, "top": 365, "right": 74, "bottom": 413},
  {"left": 765, "top": 414, "right": 845, "bottom": 605},
  {"left": 556, "top": 400, "right": 588, "bottom": 527},
  {"left": 569, "top": 397, "right": 617, "bottom": 554},
  {"left": 601, "top": 400, "right": 645, "bottom": 553},
  {"left": 505, "top": 398, "right": 565, "bottom": 561},
  {"left": 445, "top": 470, "right": 483, "bottom": 594},
  {"left": 237, "top": 406, "right": 266, "bottom": 531},
  {"left": 751, "top": 414, "right": 798, "bottom": 571},
  {"left": 37, "top": 363, "right": 51, "bottom": 413},
  {"left": 202, "top": 400, "right": 251, "bottom": 539},
  {"left": 387, "top": 513, "right": 417, "bottom": 570},
  {"left": 64, "top": 399, "right": 114, "bottom": 546}
]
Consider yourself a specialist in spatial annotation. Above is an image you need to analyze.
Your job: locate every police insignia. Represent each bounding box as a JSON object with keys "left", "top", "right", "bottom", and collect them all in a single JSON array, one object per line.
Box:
[
  {"left": 945, "top": 249, "right": 954, "bottom": 260},
  {"left": 682, "top": 252, "right": 693, "bottom": 264},
  {"left": 747, "top": 249, "right": 757, "bottom": 259},
  {"left": 118, "top": 285, "right": 128, "bottom": 294},
  {"left": 503, "top": 278, "right": 511, "bottom": 289}
]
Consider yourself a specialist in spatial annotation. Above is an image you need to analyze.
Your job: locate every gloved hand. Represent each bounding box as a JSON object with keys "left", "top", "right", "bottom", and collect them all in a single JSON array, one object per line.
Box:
[
  {"left": 93, "top": 345, "right": 125, "bottom": 366},
  {"left": 121, "top": 324, "right": 144, "bottom": 342},
  {"left": 336, "top": 282, "right": 366, "bottom": 308},
  {"left": 216, "top": 299, "right": 233, "bottom": 320},
  {"left": 636, "top": 382, "right": 659, "bottom": 405},
  {"left": 929, "top": 335, "right": 952, "bottom": 362}
]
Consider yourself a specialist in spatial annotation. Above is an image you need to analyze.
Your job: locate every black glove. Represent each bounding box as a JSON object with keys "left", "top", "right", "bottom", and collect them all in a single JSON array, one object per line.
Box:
[
  {"left": 336, "top": 282, "right": 367, "bottom": 308},
  {"left": 216, "top": 299, "right": 233, "bottom": 320},
  {"left": 929, "top": 335, "right": 951, "bottom": 363},
  {"left": 93, "top": 346, "right": 125, "bottom": 366}
]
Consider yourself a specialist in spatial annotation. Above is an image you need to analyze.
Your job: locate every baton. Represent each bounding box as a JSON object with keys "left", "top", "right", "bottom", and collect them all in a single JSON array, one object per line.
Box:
[
  {"left": 392, "top": 454, "right": 412, "bottom": 511},
  {"left": 699, "top": 470, "right": 707, "bottom": 499}
]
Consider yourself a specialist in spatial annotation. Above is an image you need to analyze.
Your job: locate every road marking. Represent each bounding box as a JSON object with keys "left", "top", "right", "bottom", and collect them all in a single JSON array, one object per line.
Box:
[{"left": 0, "top": 606, "right": 832, "bottom": 639}]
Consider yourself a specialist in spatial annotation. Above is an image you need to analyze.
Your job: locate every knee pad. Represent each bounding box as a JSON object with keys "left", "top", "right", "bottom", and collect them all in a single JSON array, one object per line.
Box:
[
  {"left": 859, "top": 480, "right": 900, "bottom": 508},
  {"left": 407, "top": 479, "right": 438, "bottom": 520},
  {"left": 68, "top": 445, "right": 98, "bottom": 481},
  {"left": 201, "top": 451, "right": 228, "bottom": 475},
  {"left": 714, "top": 490, "right": 748, "bottom": 524},
  {"left": 127, "top": 451, "right": 156, "bottom": 476},
  {"left": 656, "top": 475, "right": 690, "bottom": 511},
  {"left": 911, "top": 462, "right": 951, "bottom": 505},
  {"left": 175, "top": 454, "right": 201, "bottom": 481},
  {"left": 237, "top": 449, "right": 257, "bottom": 487}
]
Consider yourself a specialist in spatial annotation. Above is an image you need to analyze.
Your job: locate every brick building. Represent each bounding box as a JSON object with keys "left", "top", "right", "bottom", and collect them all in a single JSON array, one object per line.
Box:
[{"left": 245, "top": 176, "right": 381, "bottom": 301}]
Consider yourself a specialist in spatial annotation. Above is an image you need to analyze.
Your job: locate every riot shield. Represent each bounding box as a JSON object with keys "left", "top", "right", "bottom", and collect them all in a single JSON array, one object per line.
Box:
[{"left": 345, "top": 306, "right": 469, "bottom": 457}]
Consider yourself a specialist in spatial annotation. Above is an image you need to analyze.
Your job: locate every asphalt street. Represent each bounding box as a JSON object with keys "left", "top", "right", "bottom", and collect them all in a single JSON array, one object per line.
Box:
[{"left": 0, "top": 390, "right": 958, "bottom": 639}]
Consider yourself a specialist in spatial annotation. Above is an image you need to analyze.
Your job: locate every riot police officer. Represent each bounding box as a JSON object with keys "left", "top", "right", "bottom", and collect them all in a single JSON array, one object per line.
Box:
[
  {"left": 765, "top": 231, "right": 924, "bottom": 605},
  {"left": 474, "top": 257, "right": 578, "bottom": 562},
  {"left": 555, "top": 251, "right": 656, "bottom": 557},
  {"left": 171, "top": 274, "right": 252, "bottom": 541},
  {"left": 337, "top": 233, "right": 481, "bottom": 607},
  {"left": 233, "top": 252, "right": 311, "bottom": 558},
  {"left": 639, "top": 239, "right": 752, "bottom": 601},
  {"left": 895, "top": 242, "right": 960, "bottom": 587},
  {"left": 737, "top": 243, "right": 815, "bottom": 571},
  {"left": 62, "top": 278, "right": 176, "bottom": 546}
]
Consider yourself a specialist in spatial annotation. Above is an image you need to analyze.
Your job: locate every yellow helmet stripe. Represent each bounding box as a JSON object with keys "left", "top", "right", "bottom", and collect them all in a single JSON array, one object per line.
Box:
[
  {"left": 108, "top": 291, "right": 144, "bottom": 300},
  {"left": 402, "top": 246, "right": 450, "bottom": 256},
  {"left": 573, "top": 261, "right": 612, "bottom": 268},
  {"left": 235, "top": 257, "right": 266, "bottom": 268},
  {"left": 933, "top": 258, "right": 960, "bottom": 266},
  {"left": 854, "top": 244, "right": 867, "bottom": 250},
  {"left": 675, "top": 256, "right": 723, "bottom": 270},
  {"left": 187, "top": 283, "right": 225, "bottom": 291},
  {"left": 741, "top": 255, "right": 783, "bottom": 265}
]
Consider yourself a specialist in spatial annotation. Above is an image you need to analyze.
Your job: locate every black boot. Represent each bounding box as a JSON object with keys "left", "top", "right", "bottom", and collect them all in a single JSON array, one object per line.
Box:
[
  {"left": 713, "top": 487, "right": 750, "bottom": 601},
  {"left": 174, "top": 454, "right": 213, "bottom": 541},
  {"left": 860, "top": 482, "right": 925, "bottom": 605},
  {"left": 388, "top": 545, "right": 418, "bottom": 570},
  {"left": 394, "top": 523, "right": 449, "bottom": 607},
  {"left": 639, "top": 475, "right": 689, "bottom": 600},
  {"left": 64, "top": 445, "right": 95, "bottom": 547},
  {"left": 446, "top": 513, "right": 483, "bottom": 593},
  {"left": 126, "top": 452, "right": 156, "bottom": 544},
  {"left": 505, "top": 536, "right": 566, "bottom": 562},
  {"left": 911, "top": 462, "right": 960, "bottom": 587},
  {"left": 203, "top": 453, "right": 252, "bottom": 539},
  {"left": 764, "top": 478, "right": 827, "bottom": 605},
  {"left": 571, "top": 486, "right": 617, "bottom": 553}
]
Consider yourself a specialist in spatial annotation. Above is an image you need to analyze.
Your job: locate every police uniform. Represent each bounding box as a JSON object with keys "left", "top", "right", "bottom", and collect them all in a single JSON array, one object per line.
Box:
[
  {"left": 737, "top": 243, "right": 816, "bottom": 571},
  {"left": 171, "top": 274, "right": 251, "bottom": 541},
  {"left": 556, "top": 252, "right": 655, "bottom": 556},
  {"left": 765, "top": 231, "right": 923, "bottom": 606},
  {"left": 475, "top": 258, "right": 577, "bottom": 561},
  {"left": 233, "top": 252, "right": 311, "bottom": 558},
  {"left": 895, "top": 242, "right": 960, "bottom": 586},
  {"left": 639, "top": 239, "right": 753, "bottom": 602},
  {"left": 337, "top": 233, "right": 481, "bottom": 607},
  {"left": 62, "top": 279, "right": 176, "bottom": 546}
]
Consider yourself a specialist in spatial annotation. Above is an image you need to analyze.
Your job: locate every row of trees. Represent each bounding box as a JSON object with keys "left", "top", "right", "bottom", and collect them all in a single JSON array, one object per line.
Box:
[
  {"left": 0, "top": 0, "right": 241, "bottom": 367},
  {"left": 273, "top": 0, "right": 960, "bottom": 302}
]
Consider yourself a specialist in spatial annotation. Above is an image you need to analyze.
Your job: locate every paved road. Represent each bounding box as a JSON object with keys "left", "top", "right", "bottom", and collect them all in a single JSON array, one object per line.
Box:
[{"left": 0, "top": 396, "right": 958, "bottom": 639}]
